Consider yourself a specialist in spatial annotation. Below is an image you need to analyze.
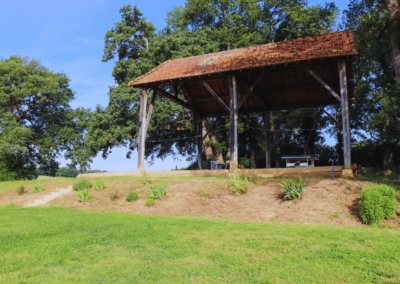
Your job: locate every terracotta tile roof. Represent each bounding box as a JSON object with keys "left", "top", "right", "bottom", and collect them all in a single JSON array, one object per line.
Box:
[{"left": 128, "top": 30, "right": 357, "bottom": 87}]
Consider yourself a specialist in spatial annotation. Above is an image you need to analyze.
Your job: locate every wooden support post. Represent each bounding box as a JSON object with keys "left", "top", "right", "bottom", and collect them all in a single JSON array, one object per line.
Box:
[
  {"left": 263, "top": 108, "right": 271, "bottom": 168},
  {"left": 144, "top": 90, "right": 157, "bottom": 136},
  {"left": 194, "top": 115, "right": 203, "bottom": 170},
  {"left": 138, "top": 88, "right": 148, "bottom": 173},
  {"left": 229, "top": 75, "right": 238, "bottom": 172},
  {"left": 338, "top": 61, "right": 351, "bottom": 170}
]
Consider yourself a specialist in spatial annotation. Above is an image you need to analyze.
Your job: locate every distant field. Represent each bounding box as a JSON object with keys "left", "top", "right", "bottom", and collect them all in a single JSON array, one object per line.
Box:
[{"left": 1, "top": 206, "right": 399, "bottom": 283}]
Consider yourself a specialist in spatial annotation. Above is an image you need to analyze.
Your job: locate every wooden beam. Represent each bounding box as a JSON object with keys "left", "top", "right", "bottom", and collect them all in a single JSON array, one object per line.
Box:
[
  {"left": 138, "top": 88, "right": 147, "bottom": 173},
  {"left": 201, "top": 80, "right": 230, "bottom": 113},
  {"left": 320, "top": 106, "right": 341, "bottom": 127},
  {"left": 150, "top": 86, "right": 199, "bottom": 114},
  {"left": 303, "top": 65, "right": 342, "bottom": 104},
  {"left": 239, "top": 75, "right": 266, "bottom": 107},
  {"left": 144, "top": 90, "right": 157, "bottom": 137},
  {"left": 194, "top": 115, "right": 203, "bottom": 170},
  {"left": 236, "top": 70, "right": 265, "bottom": 112},
  {"left": 339, "top": 61, "right": 351, "bottom": 169},
  {"left": 229, "top": 75, "right": 238, "bottom": 172}
]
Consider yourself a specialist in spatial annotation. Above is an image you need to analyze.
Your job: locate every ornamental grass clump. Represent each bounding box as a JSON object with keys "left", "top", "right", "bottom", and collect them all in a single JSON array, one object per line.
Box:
[
  {"left": 77, "top": 188, "right": 91, "bottom": 202},
  {"left": 148, "top": 183, "right": 167, "bottom": 199},
  {"left": 126, "top": 191, "right": 139, "bottom": 202},
  {"left": 142, "top": 175, "right": 152, "bottom": 185},
  {"left": 230, "top": 171, "right": 251, "bottom": 196},
  {"left": 279, "top": 176, "right": 305, "bottom": 201},
  {"left": 359, "top": 184, "right": 397, "bottom": 225},
  {"left": 32, "top": 185, "right": 43, "bottom": 193},
  {"left": 73, "top": 179, "right": 92, "bottom": 191},
  {"left": 94, "top": 179, "right": 105, "bottom": 191}
]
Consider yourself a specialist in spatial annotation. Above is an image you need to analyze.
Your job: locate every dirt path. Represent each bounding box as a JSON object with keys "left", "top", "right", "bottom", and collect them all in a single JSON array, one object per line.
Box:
[{"left": 24, "top": 186, "right": 73, "bottom": 207}]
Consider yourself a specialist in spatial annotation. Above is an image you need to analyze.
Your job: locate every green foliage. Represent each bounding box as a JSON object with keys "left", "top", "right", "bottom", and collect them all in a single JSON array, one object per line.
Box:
[
  {"left": 94, "top": 180, "right": 105, "bottom": 191},
  {"left": 15, "top": 185, "right": 26, "bottom": 195},
  {"left": 32, "top": 185, "right": 43, "bottom": 193},
  {"left": 194, "top": 183, "right": 213, "bottom": 198},
  {"left": 279, "top": 176, "right": 305, "bottom": 200},
  {"left": 73, "top": 179, "right": 92, "bottom": 191},
  {"left": 77, "top": 188, "right": 91, "bottom": 202},
  {"left": 148, "top": 183, "right": 167, "bottom": 199},
  {"left": 0, "top": 56, "right": 93, "bottom": 179},
  {"left": 126, "top": 191, "right": 140, "bottom": 202},
  {"left": 142, "top": 175, "right": 152, "bottom": 185},
  {"left": 230, "top": 171, "right": 251, "bottom": 195},
  {"left": 359, "top": 184, "right": 397, "bottom": 225},
  {"left": 145, "top": 198, "right": 155, "bottom": 206},
  {"left": 109, "top": 188, "right": 120, "bottom": 201}
]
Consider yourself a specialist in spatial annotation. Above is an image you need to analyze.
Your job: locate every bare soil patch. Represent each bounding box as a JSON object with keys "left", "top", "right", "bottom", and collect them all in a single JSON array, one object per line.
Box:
[{"left": 2, "top": 177, "right": 399, "bottom": 227}]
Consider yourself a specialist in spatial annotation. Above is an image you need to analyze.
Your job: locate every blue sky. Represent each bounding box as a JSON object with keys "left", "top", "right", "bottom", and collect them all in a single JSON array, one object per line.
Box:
[{"left": 1, "top": 0, "right": 349, "bottom": 172}]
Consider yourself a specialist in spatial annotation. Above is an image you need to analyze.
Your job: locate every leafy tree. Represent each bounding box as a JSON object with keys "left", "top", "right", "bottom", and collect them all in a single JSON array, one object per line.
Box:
[
  {"left": 343, "top": 0, "right": 400, "bottom": 170},
  {"left": 0, "top": 56, "right": 91, "bottom": 180}
]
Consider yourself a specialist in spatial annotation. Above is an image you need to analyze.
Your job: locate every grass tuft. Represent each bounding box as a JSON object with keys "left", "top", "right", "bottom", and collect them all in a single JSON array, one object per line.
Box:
[
  {"left": 73, "top": 179, "right": 92, "bottom": 191},
  {"left": 16, "top": 185, "right": 26, "bottom": 195},
  {"left": 94, "top": 179, "right": 105, "bottom": 190},
  {"left": 32, "top": 184, "right": 43, "bottom": 193}
]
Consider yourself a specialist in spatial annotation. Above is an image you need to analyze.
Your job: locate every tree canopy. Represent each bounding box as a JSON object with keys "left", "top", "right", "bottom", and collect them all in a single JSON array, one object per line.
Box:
[{"left": 0, "top": 56, "right": 92, "bottom": 180}]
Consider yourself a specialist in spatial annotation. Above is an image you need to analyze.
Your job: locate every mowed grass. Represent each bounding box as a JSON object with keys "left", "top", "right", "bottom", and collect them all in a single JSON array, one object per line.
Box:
[{"left": 1, "top": 206, "right": 400, "bottom": 283}]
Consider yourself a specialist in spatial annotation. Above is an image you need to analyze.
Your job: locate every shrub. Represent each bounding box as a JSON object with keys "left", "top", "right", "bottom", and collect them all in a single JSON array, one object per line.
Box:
[
  {"left": 145, "top": 198, "right": 155, "bottom": 206},
  {"left": 32, "top": 184, "right": 43, "bottom": 193},
  {"left": 109, "top": 188, "right": 120, "bottom": 201},
  {"left": 16, "top": 185, "right": 26, "bottom": 195},
  {"left": 126, "top": 191, "right": 140, "bottom": 202},
  {"left": 77, "top": 188, "right": 91, "bottom": 202},
  {"left": 94, "top": 179, "right": 105, "bottom": 191},
  {"left": 279, "top": 176, "right": 305, "bottom": 200},
  {"left": 148, "top": 183, "right": 167, "bottom": 199},
  {"left": 73, "top": 179, "right": 92, "bottom": 191},
  {"left": 142, "top": 175, "right": 152, "bottom": 185},
  {"left": 359, "top": 184, "right": 397, "bottom": 224}
]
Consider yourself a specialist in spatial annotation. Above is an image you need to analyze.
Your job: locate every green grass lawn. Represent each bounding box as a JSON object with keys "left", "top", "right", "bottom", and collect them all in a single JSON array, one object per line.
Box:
[{"left": 1, "top": 206, "right": 399, "bottom": 283}]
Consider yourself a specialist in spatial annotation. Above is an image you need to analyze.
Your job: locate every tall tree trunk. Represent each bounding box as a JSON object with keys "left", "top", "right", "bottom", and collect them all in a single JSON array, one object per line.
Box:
[
  {"left": 336, "top": 107, "right": 343, "bottom": 166},
  {"left": 384, "top": 0, "right": 400, "bottom": 79},
  {"left": 202, "top": 119, "right": 224, "bottom": 163}
]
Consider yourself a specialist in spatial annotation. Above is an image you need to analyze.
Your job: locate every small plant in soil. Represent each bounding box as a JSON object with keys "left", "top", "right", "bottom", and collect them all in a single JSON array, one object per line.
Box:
[
  {"left": 194, "top": 183, "right": 212, "bottom": 198},
  {"left": 145, "top": 198, "right": 155, "bottom": 206},
  {"left": 77, "top": 188, "right": 91, "bottom": 202},
  {"left": 16, "top": 185, "right": 26, "bottom": 195},
  {"left": 142, "top": 175, "right": 152, "bottom": 185},
  {"left": 229, "top": 171, "right": 251, "bottom": 196},
  {"left": 126, "top": 191, "right": 139, "bottom": 202},
  {"left": 109, "top": 188, "right": 120, "bottom": 201},
  {"left": 73, "top": 179, "right": 92, "bottom": 191},
  {"left": 148, "top": 183, "right": 167, "bottom": 199},
  {"left": 32, "top": 185, "right": 43, "bottom": 193},
  {"left": 279, "top": 176, "right": 305, "bottom": 201},
  {"left": 94, "top": 180, "right": 105, "bottom": 190}
]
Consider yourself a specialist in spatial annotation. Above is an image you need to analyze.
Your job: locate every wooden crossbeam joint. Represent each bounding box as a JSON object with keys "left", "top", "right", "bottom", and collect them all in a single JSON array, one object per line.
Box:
[
  {"left": 236, "top": 70, "right": 265, "bottom": 112},
  {"left": 150, "top": 86, "right": 200, "bottom": 115},
  {"left": 201, "top": 80, "right": 231, "bottom": 113},
  {"left": 302, "top": 65, "right": 342, "bottom": 104}
]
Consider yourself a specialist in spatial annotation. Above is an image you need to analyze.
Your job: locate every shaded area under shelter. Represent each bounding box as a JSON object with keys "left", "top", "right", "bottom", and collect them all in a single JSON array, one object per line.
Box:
[{"left": 128, "top": 30, "right": 357, "bottom": 177}]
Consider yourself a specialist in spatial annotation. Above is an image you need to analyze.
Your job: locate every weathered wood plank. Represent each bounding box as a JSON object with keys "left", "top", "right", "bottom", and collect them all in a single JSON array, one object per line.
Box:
[
  {"left": 229, "top": 75, "right": 238, "bottom": 172},
  {"left": 338, "top": 61, "right": 351, "bottom": 169},
  {"left": 138, "top": 88, "right": 147, "bottom": 173}
]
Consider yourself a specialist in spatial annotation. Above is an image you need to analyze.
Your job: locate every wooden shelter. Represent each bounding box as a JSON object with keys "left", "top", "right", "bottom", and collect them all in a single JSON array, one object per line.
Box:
[{"left": 128, "top": 30, "right": 357, "bottom": 176}]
